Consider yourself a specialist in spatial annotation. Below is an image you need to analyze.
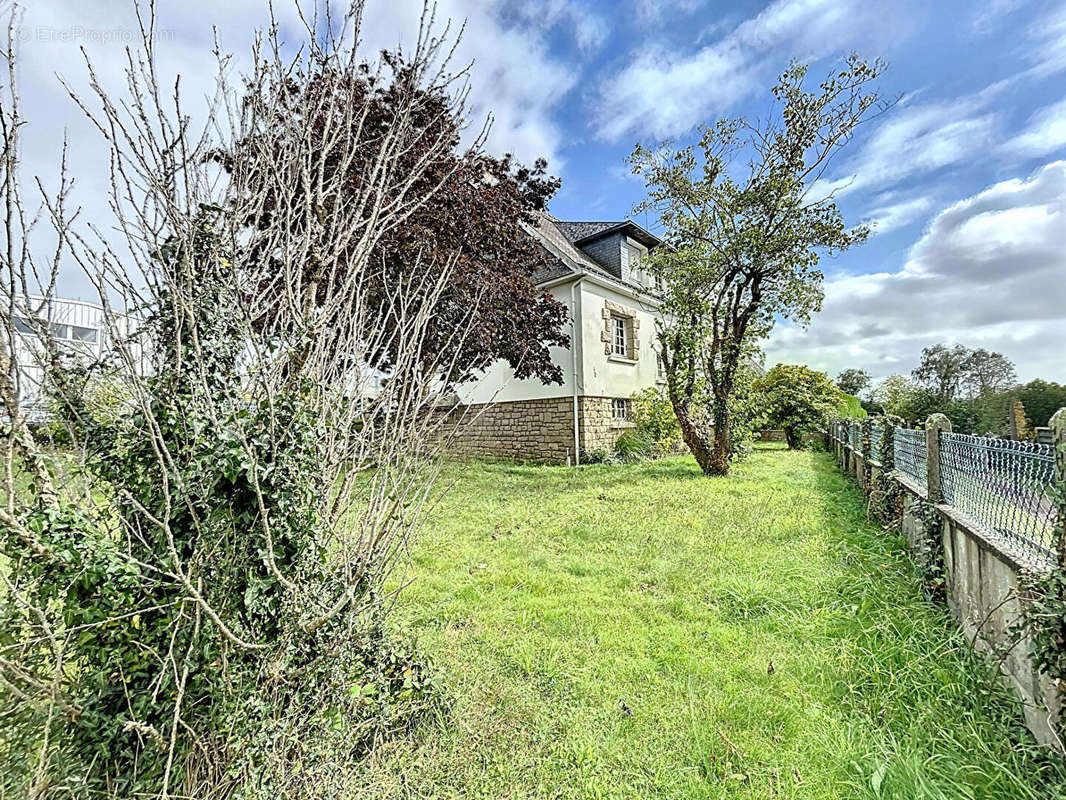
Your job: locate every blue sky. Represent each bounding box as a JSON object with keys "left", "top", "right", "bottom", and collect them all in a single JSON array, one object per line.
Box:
[{"left": 17, "top": 0, "right": 1066, "bottom": 384}]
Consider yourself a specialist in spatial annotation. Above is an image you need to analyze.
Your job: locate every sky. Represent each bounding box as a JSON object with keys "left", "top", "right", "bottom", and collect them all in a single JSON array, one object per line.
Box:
[{"left": 13, "top": 0, "right": 1066, "bottom": 385}]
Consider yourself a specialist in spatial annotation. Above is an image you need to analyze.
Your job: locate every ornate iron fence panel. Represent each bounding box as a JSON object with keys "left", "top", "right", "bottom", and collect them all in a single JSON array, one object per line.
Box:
[
  {"left": 939, "top": 433, "right": 1057, "bottom": 566},
  {"left": 869, "top": 424, "right": 883, "bottom": 460},
  {"left": 894, "top": 428, "right": 926, "bottom": 488}
]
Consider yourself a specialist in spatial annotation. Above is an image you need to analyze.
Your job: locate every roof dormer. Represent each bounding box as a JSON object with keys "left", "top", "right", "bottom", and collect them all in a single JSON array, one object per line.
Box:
[{"left": 551, "top": 220, "right": 660, "bottom": 285}]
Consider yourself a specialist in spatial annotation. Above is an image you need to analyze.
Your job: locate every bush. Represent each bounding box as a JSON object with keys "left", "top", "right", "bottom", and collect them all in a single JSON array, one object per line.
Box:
[
  {"left": 630, "top": 386, "right": 682, "bottom": 455},
  {"left": 630, "top": 372, "right": 759, "bottom": 463}
]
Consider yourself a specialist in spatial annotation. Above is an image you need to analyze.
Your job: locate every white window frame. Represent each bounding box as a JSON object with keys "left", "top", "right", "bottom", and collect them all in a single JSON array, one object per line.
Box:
[
  {"left": 612, "top": 398, "right": 628, "bottom": 421},
  {"left": 626, "top": 242, "right": 643, "bottom": 270},
  {"left": 611, "top": 315, "right": 627, "bottom": 357}
]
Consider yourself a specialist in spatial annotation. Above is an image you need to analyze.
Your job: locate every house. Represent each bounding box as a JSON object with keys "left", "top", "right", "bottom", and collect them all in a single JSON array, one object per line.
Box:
[{"left": 451, "top": 212, "right": 665, "bottom": 463}]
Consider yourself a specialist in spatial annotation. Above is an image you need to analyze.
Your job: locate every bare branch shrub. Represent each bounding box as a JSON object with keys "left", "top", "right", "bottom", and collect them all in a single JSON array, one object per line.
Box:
[{"left": 0, "top": 2, "right": 478, "bottom": 796}]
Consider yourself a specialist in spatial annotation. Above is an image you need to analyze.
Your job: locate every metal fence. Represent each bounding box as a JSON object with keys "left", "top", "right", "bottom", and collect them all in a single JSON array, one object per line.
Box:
[
  {"left": 894, "top": 428, "right": 927, "bottom": 489},
  {"left": 939, "top": 433, "right": 1058, "bottom": 566},
  {"left": 849, "top": 422, "right": 860, "bottom": 449},
  {"left": 869, "top": 425, "right": 883, "bottom": 461}
]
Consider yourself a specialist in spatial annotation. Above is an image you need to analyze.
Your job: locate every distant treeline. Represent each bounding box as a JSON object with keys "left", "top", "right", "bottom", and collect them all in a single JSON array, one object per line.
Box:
[{"left": 836, "top": 345, "right": 1066, "bottom": 436}]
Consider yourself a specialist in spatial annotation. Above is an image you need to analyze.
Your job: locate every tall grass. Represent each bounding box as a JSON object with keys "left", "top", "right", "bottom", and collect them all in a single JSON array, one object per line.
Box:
[{"left": 352, "top": 447, "right": 1065, "bottom": 799}]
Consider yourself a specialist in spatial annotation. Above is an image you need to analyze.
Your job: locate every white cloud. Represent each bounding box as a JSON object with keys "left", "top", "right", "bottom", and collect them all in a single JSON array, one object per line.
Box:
[
  {"left": 592, "top": 0, "right": 908, "bottom": 142},
  {"left": 1022, "top": 4, "right": 1066, "bottom": 78},
  {"left": 767, "top": 160, "right": 1066, "bottom": 382},
  {"left": 1002, "top": 97, "right": 1066, "bottom": 158},
  {"left": 811, "top": 91, "right": 1002, "bottom": 201},
  {"left": 632, "top": 0, "right": 704, "bottom": 26},
  {"left": 864, "top": 195, "right": 933, "bottom": 235},
  {"left": 356, "top": 0, "right": 584, "bottom": 166},
  {"left": 512, "top": 0, "right": 608, "bottom": 54},
  {"left": 14, "top": 0, "right": 583, "bottom": 298},
  {"left": 970, "top": 0, "right": 1032, "bottom": 35}
]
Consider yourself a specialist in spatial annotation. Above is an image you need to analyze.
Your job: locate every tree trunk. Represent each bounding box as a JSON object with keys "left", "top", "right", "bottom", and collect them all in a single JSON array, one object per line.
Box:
[
  {"left": 672, "top": 401, "right": 721, "bottom": 476},
  {"left": 784, "top": 427, "right": 799, "bottom": 449},
  {"left": 708, "top": 401, "right": 731, "bottom": 476}
]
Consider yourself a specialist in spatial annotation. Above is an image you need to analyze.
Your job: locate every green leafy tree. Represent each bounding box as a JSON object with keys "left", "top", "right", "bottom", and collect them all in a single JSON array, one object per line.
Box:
[
  {"left": 836, "top": 368, "right": 871, "bottom": 397},
  {"left": 838, "top": 393, "right": 868, "bottom": 419},
  {"left": 1017, "top": 380, "right": 1066, "bottom": 428},
  {"left": 872, "top": 374, "right": 915, "bottom": 418},
  {"left": 630, "top": 56, "right": 886, "bottom": 475},
  {"left": 755, "top": 364, "right": 846, "bottom": 449},
  {"left": 962, "top": 348, "right": 1017, "bottom": 397},
  {"left": 912, "top": 344, "right": 972, "bottom": 402}
]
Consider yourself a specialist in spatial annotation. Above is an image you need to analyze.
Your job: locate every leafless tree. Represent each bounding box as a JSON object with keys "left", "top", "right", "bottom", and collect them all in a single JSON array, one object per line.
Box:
[{"left": 0, "top": 2, "right": 484, "bottom": 795}]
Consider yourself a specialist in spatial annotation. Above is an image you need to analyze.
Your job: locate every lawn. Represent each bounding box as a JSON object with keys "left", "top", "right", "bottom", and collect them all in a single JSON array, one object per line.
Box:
[{"left": 360, "top": 445, "right": 1066, "bottom": 799}]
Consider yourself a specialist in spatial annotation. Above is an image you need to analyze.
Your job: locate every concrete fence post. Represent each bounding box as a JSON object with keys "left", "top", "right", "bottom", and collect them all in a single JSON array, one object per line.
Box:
[
  {"left": 1051, "top": 407, "right": 1066, "bottom": 566},
  {"left": 925, "top": 413, "right": 952, "bottom": 504}
]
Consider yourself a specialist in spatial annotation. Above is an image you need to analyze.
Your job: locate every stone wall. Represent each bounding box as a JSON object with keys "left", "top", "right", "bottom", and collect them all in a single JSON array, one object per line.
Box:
[
  {"left": 446, "top": 395, "right": 634, "bottom": 463},
  {"left": 448, "top": 397, "right": 576, "bottom": 462},
  {"left": 578, "top": 395, "right": 634, "bottom": 454}
]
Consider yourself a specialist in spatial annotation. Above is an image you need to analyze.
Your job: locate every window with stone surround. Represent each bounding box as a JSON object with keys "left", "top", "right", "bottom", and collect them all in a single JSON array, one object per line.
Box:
[
  {"left": 601, "top": 300, "right": 639, "bottom": 361},
  {"left": 612, "top": 398, "right": 628, "bottom": 420}
]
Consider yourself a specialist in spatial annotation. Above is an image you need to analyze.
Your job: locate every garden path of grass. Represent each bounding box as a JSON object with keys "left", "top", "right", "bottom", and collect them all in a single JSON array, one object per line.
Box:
[{"left": 362, "top": 445, "right": 1066, "bottom": 799}]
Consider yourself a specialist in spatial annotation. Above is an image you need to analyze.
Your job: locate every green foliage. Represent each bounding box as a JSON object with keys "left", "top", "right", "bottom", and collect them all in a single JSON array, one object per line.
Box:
[
  {"left": 865, "top": 416, "right": 904, "bottom": 525},
  {"left": 35, "top": 363, "right": 133, "bottom": 445},
  {"left": 836, "top": 368, "right": 871, "bottom": 397},
  {"left": 630, "top": 386, "right": 682, "bottom": 455},
  {"left": 629, "top": 55, "right": 884, "bottom": 475},
  {"left": 610, "top": 429, "right": 655, "bottom": 464},
  {"left": 1, "top": 215, "right": 441, "bottom": 797},
  {"left": 912, "top": 344, "right": 975, "bottom": 402},
  {"left": 872, "top": 375, "right": 916, "bottom": 419},
  {"left": 911, "top": 500, "right": 947, "bottom": 604},
  {"left": 838, "top": 393, "right": 867, "bottom": 420},
  {"left": 1017, "top": 380, "right": 1066, "bottom": 428},
  {"left": 629, "top": 374, "right": 758, "bottom": 464},
  {"left": 1016, "top": 569, "right": 1066, "bottom": 685},
  {"left": 1013, "top": 433, "right": 1065, "bottom": 684},
  {"left": 755, "top": 364, "right": 846, "bottom": 449}
]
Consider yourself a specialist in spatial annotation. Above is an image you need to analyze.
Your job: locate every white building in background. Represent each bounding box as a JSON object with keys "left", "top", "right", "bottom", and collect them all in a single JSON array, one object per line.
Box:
[{"left": 7, "top": 297, "right": 137, "bottom": 419}]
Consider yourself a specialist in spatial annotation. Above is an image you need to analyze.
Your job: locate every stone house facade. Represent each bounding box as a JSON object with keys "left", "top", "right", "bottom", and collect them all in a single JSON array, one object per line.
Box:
[{"left": 451, "top": 213, "right": 665, "bottom": 463}]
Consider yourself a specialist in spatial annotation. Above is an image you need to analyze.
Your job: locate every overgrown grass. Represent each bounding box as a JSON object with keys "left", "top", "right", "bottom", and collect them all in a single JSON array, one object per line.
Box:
[{"left": 359, "top": 445, "right": 1066, "bottom": 799}]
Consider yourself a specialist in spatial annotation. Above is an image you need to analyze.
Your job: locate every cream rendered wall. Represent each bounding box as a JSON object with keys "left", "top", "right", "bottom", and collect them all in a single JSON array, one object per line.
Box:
[
  {"left": 453, "top": 275, "right": 663, "bottom": 406},
  {"left": 578, "top": 280, "right": 661, "bottom": 400},
  {"left": 454, "top": 280, "right": 579, "bottom": 405}
]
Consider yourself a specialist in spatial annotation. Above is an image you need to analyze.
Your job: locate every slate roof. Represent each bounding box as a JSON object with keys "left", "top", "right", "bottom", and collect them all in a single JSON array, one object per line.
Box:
[
  {"left": 524, "top": 213, "right": 658, "bottom": 293},
  {"left": 554, "top": 219, "right": 661, "bottom": 250},
  {"left": 552, "top": 220, "right": 621, "bottom": 244}
]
